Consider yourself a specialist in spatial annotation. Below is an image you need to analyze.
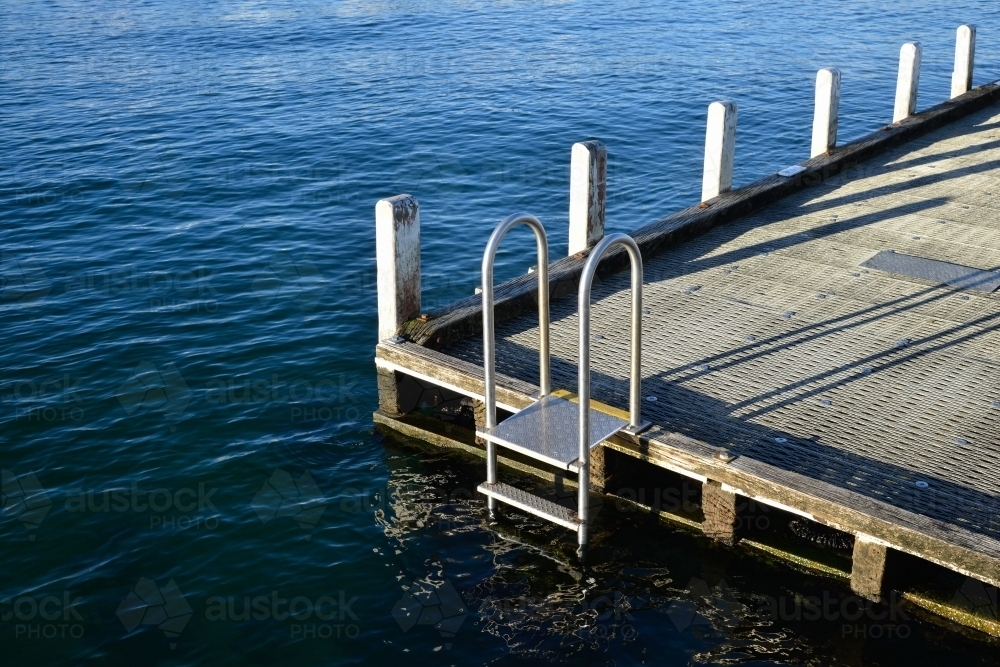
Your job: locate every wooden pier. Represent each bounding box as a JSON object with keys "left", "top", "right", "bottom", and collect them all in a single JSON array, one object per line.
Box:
[{"left": 373, "top": 32, "right": 1000, "bottom": 635}]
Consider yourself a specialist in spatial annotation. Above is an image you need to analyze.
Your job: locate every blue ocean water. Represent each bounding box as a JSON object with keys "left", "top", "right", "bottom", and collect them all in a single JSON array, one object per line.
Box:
[{"left": 2, "top": 1, "right": 999, "bottom": 664}]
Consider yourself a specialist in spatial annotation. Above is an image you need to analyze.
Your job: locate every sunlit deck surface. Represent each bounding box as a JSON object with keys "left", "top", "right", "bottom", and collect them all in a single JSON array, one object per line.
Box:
[{"left": 441, "top": 103, "right": 1000, "bottom": 569}]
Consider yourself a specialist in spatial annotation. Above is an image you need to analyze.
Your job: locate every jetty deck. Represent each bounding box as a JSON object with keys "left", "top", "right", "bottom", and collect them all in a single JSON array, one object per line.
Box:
[{"left": 374, "top": 85, "right": 1000, "bottom": 608}]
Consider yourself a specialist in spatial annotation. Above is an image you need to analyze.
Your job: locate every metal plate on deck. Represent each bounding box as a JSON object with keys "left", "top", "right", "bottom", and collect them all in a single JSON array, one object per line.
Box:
[
  {"left": 478, "top": 394, "right": 627, "bottom": 471},
  {"left": 862, "top": 250, "right": 1000, "bottom": 292}
]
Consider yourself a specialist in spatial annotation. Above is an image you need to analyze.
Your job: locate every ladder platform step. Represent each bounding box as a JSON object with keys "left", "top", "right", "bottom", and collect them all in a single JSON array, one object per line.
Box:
[
  {"left": 476, "top": 394, "right": 627, "bottom": 471},
  {"left": 477, "top": 482, "right": 582, "bottom": 531}
]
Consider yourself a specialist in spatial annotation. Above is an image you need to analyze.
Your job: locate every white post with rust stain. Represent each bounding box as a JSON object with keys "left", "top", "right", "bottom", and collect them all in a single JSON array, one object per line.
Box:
[
  {"left": 951, "top": 25, "right": 976, "bottom": 98},
  {"left": 893, "top": 42, "right": 922, "bottom": 122},
  {"left": 568, "top": 140, "right": 607, "bottom": 256},
  {"left": 376, "top": 194, "right": 420, "bottom": 341},
  {"left": 811, "top": 68, "right": 841, "bottom": 158},
  {"left": 701, "top": 101, "right": 737, "bottom": 202}
]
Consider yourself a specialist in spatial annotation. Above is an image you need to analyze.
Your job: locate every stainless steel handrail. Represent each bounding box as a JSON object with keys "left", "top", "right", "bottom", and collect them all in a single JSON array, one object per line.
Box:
[
  {"left": 482, "top": 213, "right": 550, "bottom": 511},
  {"left": 577, "top": 233, "right": 645, "bottom": 547}
]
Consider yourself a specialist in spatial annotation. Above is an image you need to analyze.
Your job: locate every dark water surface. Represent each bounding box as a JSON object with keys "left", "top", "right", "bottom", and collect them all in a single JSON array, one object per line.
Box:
[{"left": 3, "top": 1, "right": 999, "bottom": 665}]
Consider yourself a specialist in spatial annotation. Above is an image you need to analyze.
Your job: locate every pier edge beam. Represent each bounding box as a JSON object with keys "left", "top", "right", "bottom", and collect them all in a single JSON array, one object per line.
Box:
[
  {"left": 375, "top": 194, "right": 420, "bottom": 415},
  {"left": 951, "top": 25, "right": 976, "bottom": 99},
  {"left": 893, "top": 42, "right": 923, "bottom": 123},
  {"left": 811, "top": 68, "right": 841, "bottom": 158},
  {"left": 568, "top": 140, "right": 608, "bottom": 256},
  {"left": 851, "top": 535, "right": 889, "bottom": 602},
  {"left": 701, "top": 101, "right": 738, "bottom": 202},
  {"left": 701, "top": 479, "right": 739, "bottom": 544}
]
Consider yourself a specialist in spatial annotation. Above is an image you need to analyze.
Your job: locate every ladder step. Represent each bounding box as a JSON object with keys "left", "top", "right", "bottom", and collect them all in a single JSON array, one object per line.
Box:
[
  {"left": 477, "top": 394, "right": 627, "bottom": 471},
  {"left": 478, "top": 482, "right": 582, "bottom": 531}
]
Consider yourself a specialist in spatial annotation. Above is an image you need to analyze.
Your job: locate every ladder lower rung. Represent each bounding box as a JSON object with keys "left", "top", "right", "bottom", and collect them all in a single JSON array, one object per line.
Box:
[{"left": 478, "top": 482, "right": 582, "bottom": 531}]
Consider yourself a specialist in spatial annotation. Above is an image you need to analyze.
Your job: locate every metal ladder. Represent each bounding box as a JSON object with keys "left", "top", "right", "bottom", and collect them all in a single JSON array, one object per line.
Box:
[{"left": 476, "top": 213, "right": 649, "bottom": 555}]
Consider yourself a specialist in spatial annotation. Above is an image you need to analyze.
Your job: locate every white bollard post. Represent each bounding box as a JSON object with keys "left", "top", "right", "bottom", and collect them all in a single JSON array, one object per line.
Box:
[
  {"left": 811, "top": 68, "right": 841, "bottom": 158},
  {"left": 701, "top": 101, "right": 737, "bottom": 202},
  {"left": 893, "top": 42, "right": 922, "bottom": 122},
  {"left": 951, "top": 25, "right": 976, "bottom": 98},
  {"left": 376, "top": 194, "right": 420, "bottom": 341},
  {"left": 568, "top": 140, "right": 607, "bottom": 256}
]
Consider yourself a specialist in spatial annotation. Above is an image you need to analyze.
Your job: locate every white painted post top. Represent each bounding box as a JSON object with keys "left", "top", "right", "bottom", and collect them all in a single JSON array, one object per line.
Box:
[
  {"left": 702, "top": 101, "right": 737, "bottom": 202},
  {"left": 811, "top": 68, "right": 841, "bottom": 158},
  {"left": 893, "top": 42, "right": 922, "bottom": 123},
  {"left": 376, "top": 194, "right": 420, "bottom": 342},
  {"left": 951, "top": 24, "right": 976, "bottom": 99}
]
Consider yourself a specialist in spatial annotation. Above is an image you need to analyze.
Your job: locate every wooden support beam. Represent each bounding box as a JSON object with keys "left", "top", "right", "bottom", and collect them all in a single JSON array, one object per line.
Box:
[
  {"left": 893, "top": 42, "right": 922, "bottom": 122},
  {"left": 852, "top": 535, "right": 889, "bottom": 602},
  {"left": 376, "top": 194, "right": 420, "bottom": 342},
  {"left": 811, "top": 68, "right": 841, "bottom": 157},
  {"left": 568, "top": 140, "right": 607, "bottom": 255},
  {"left": 701, "top": 101, "right": 737, "bottom": 202},
  {"left": 376, "top": 368, "right": 404, "bottom": 416},
  {"left": 702, "top": 479, "right": 738, "bottom": 544},
  {"left": 951, "top": 25, "right": 976, "bottom": 99}
]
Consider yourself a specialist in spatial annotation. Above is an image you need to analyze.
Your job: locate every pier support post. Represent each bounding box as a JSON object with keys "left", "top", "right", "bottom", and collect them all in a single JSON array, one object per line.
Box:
[
  {"left": 376, "top": 194, "right": 420, "bottom": 415},
  {"left": 472, "top": 398, "right": 488, "bottom": 447},
  {"left": 376, "top": 194, "right": 420, "bottom": 342},
  {"left": 701, "top": 101, "right": 737, "bottom": 202},
  {"left": 811, "top": 68, "right": 841, "bottom": 157},
  {"left": 568, "top": 140, "right": 607, "bottom": 256},
  {"left": 851, "top": 536, "right": 888, "bottom": 602},
  {"left": 589, "top": 445, "right": 614, "bottom": 494},
  {"left": 893, "top": 42, "right": 922, "bottom": 122},
  {"left": 951, "top": 25, "right": 976, "bottom": 99},
  {"left": 701, "top": 480, "right": 738, "bottom": 544}
]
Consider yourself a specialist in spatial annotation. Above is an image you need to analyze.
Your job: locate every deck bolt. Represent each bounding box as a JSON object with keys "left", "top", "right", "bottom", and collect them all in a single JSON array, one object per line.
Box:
[
  {"left": 820, "top": 399, "right": 832, "bottom": 406},
  {"left": 745, "top": 335, "right": 756, "bottom": 342},
  {"left": 861, "top": 367, "right": 873, "bottom": 375},
  {"left": 955, "top": 437, "right": 969, "bottom": 446},
  {"left": 781, "top": 311, "right": 795, "bottom": 319},
  {"left": 645, "top": 395, "right": 658, "bottom": 402},
  {"left": 715, "top": 450, "right": 737, "bottom": 463},
  {"left": 915, "top": 481, "right": 929, "bottom": 489},
  {"left": 642, "top": 308, "right": 650, "bottom": 315},
  {"left": 895, "top": 338, "right": 910, "bottom": 348},
  {"left": 991, "top": 401, "right": 1000, "bottom": 409},
  {"left": 775, "top": 437, "right": 788, "bottom": 443},
  {"left": 696, "top": 363, "right": 710, "bottom": 372}
]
